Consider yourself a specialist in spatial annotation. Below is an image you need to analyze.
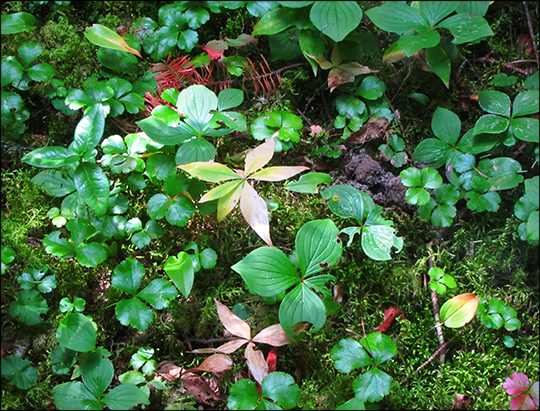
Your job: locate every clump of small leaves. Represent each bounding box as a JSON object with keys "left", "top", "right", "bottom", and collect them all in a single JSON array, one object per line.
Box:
[{"left": 428, "top": 267, "right": 457, "bottom": 295}]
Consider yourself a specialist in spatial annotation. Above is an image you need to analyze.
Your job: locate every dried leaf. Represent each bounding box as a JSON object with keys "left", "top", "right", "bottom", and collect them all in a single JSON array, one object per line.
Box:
[
  {"left": 204, "top": 40, "right": 228, "bottom": 60},
  {"left": 328, "top": 62, "right": 376, "bottom": 92},
  {"left": 187, "top": 353, "right": 233, "bottom": 373},
  {"left": 344, "top": 117, "right": 389, "bottom": 147},
  {"left": 216, "top": 339, "right": 249, "bottom": 354},
  {"left": 245, "top": 342, "right": 268, "bottom": 386},
  {"left": 214, "top": 299, "right": 251, "bottom": 340},
  {"left": 244, "top": 134, "right": 277, "bottom": 176},
  {"left": 374, "top": 306, "right": 405, "bottom": 333},
  {"left": 155, "top": 361, "right": 186, "bottom": 381},
  {"left": 453, "top": 393, "right": 474, "bottom": 409},
  {"left": 240, "top": 182, "right": 272, "bottom": 246},
  {"left": 250, "top": 166, "right": 309, "bottom": 182},
  {"left": 181, "top": 372, "right": 222, "bottom": 405},
  {"left": 252, "top": 324, "right": 294, "bottom": 347}
]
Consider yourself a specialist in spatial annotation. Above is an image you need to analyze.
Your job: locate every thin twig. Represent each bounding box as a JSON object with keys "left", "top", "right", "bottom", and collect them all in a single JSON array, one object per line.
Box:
[
  {"left": 523, "top": 1, "right": 540, "bottom": 69},
  {"left": 427, "top": 241, "right": 446, "bottom": 365},
  {"left": 185, "top": 337, "right": 238, "bottom": 344},
  {"left": 400, "top": 336, "right": 455, "bottom": 385}
]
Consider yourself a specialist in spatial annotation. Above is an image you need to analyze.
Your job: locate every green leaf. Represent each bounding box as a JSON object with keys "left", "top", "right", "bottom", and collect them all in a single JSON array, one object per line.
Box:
[
  {"left": 70, "top": 104, "right": 106, "bottom": 156},
  {"left": 405, "top": 187, "right": 431, "bottom": 205},
  {"left": 52, "top": 381, "right": 101, "bottom": 411},
  {"left": 479, "top": 157, "right": 524, "bottom": 190},
  {"left": 112, "top": 258, "right": 145, "bottom": 295},
  {"left": 284, "top": 172, "right": 331, "bottom": 193},
  {"left": 492, "top": 73, "right": 517, "bottom": 87},
  {"left": 335, "top": 398, "right": 367, "bottom": 410},
  {"left": 84, "top": 24, "right": 141, "bottom": 57},
  {"left": 407, "top": 92, "right": 430, "bottom": 106},
  {"left": 413, "top": 138, "right": 453, "bottom": 168},
  {"left": 177, "top": 29, "right": 198, "bottom": 52},
  {"left": 1, "top": 355, "right": 38, "bottom": 390},
  {"left": 43, "top": 231, "right": 76, "bottom": 258},
  {"left": 77, "top": 243, "right": 109, "bottom": 267},
  {"left": 56, "top": 312, "right": 97, "bottom": 352},
  {"left": 22, "top": 146, "right": 79, "bottom": 169},
  {"left": 511, "top": 117, "right": 539, "bottom": 143},
  {"left": 27, "top": 63, "right": 55, "bottom": 82},
  {"left": 200, "top": 248, "right": 218, "bottom": 269},
  {"left": 74, "top": 162, "right": 110, "bottom": 216},
  {"left": 352, "top": 368, "right": 392, "bottom": 402},
  {"left": 331, "top": 338, "right": 372, "bottom": 373},
  {"left": 365, "top": 2, "right": 427, "bottom": 34},
  {"left": 17, "top": 42, "right": 42, "bottom": 67},
  {"left": 431, "top": 204, "right": 456, "bottom": 226},
  {"left": 227, "top": 378, "right": 259, "bottom": 410},
  {"left": 9, "top": 289, "right": 48, "bottom": 326},
  {"left": 435, "top": 184, "right": 461, "bottom": 205},
  {"left": 1, "top": 12, "right": 36, "bottom": 35},
  {"left": 398, "top": 29, "right": 440, "bottom": 57},
  {"left": 279, "top": 283, "right": 326, "bottom": 336},
  {"left": 440, "top": 293, "right": 479, "bottom": 328},
  {"left": 116, "top": 297, "right": 154, "bottom": 331},
  {"left": 262, "top": 372, "right": 301, "bottom": 409},
  {"left": 164, "top": 252, "right": 195, "bottom": 298},
  {"left": 296, "top": 219, "right": 342, "bottom": 277},
  {"left": 165, "top": 196, "right": 195, "bottom": 226},
  {"left": 436, "top": 13, "right": 493, "bottom": 44},
  {"left": 361, "top": 332, "right": 397, "bottom": 365},
  {"left": 507, "top": 90, "right": 540, "bottom": 117},
  {"left": 474, "top": 114, "right": 509, "bottom": 135},
  {"left": 253, "top": 7, "right": 298, "bottom": 36},
  {"left": 1, "top": 56, "right": 24, "bottom": 87},
  {"left": 309, "top": 1, "right": 362, "bottom": 43},
  {"left": 136, "top": 116, "right": 195, "bottom": 145},
  {"left": 356, "top": 76, "right": 386, "bottom": 100},
  {"left": 138, "top": 279, "right": 178, "bottom": 309},
  {"left": 321, "top": 185, "right": 364, "bottom": 222},
  {"left": 432, "top": 107, "right": 462, "bottom": 145},
  {"left": 178, "top": 84, "right": 217, "bottom": 132},
  {"left": 362, "top": 208, "right": 402, "bottom": 260},
  {"left": 420, "top": 2, "right": 460, "bottom": 26},
  {"left": 50, "top": 346, "right": 77, "bottom": 374},
  {"left": 101, "top": 384, "right": 150, "bottom": 410},
  {"left": 478, "top": 90, "right": 511, "bottom": 117},
  {"left": 175, "top": 137, "right": 217, "bottom": 165},
  {"left": 218, "top": 88, "right": 244, "bottom": 111},
  {"left": 146, "top": 154, "right": 176, "bottom": 180},
  {"left": 232, "top": 247, "right": 300, "bottom": 297},
  {"left": 79, "top": 352, "right": 114, "bottom": 399},
  {"left": 425, "top": 45, "right": 451, "bottom": 88}
]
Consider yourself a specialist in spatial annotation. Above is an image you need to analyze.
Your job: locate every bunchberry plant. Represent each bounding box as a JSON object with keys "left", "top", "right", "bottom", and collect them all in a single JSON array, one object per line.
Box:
[{"left": 232, "top": 219, "right": 343, "bottom": 337}]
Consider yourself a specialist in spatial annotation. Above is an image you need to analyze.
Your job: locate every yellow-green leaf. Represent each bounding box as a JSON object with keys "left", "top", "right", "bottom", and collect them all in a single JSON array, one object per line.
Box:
[
  {"left": 244, "top": 134, "right": 277, "bottom": 176},
  {"left": 84, "top": 24, "right": 142, "bottom": 57},
  {"left": 250, "top": 166, "right": 309, "bottom": 182},
  {"left": 200, "top": 180, "right": 243, "bottom": 203},
  {"left": 217, "top": 183, "right": 243, "bottom": 221},
  {"left": 440, "top": 293, "right": 479, "bottom": 328},
  {"left": 179, "top": 162, "right": 242, "bottom": 182}
]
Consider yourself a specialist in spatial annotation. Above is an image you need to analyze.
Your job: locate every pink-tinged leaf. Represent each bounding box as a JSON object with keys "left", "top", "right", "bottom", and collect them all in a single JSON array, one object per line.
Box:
[
  {"left": 244, "top": 134, "right": 277, "bottom": 176},
  {"left": 200, "top": 180, "right": 243, "bottom": 203},
  {"left": 240, "top": 182, "right": 272, "bottom": 246},
  {"left": 250, "top": 166, "right": 309, "bottom": 182},
  {"left": 245, "top": 342, "right": 268, "bottom": 386},
  {"left": 505, "top": 373, "right": 531, "bottom": 396},
  {"left": 439, "top": 293, "right": 479, "bottom": 328},
  {"left": 511, "top": 394, "right": 538, "bottom": 411},
  {"left": 530, "top": 382, "right": 539, "bottom": 406},
  {"left": 203, "top": 40, "right": 228, "bottom": 60},
  {"left": 216, "top": 339, "right": 249, "bottom": 354},
  {"left": 187, "top": 354, "right": 233, "bottom": 373},
  {"left": 217, "top": 182, "right": 243, "bottom": 221},
  {"left": 179, "top": 162, "right": 242, "bottom": 183},
  {"left": 214, "top": 299, "right": 251, "bottom": 340},
  {"left": 84, "top": 24, "right": 141, "bottom": 58},
  {"left": 252, "top": 324, "right": 294, "bottom": 347}
]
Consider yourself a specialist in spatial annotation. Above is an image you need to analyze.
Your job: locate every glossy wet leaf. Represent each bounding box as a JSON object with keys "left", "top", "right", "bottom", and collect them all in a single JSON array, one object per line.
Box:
[
  {"left": 278, "top": 283, "right": 326, "bottom": 336},
  {"left": 284, "top": 172, "right": 331, "bottom": 193},
  {"left": 101, "top": 384, "right": 150, "bottom": 410},
  {"left": 310, "top": 1, "right": 362, "bottom": 43},
  {"left": 52, "top": 381, "right": 101, "bottom": 410},
  {"left": 440, "top": 293, "right": 479, "bottom": 328},
  {"left": 79, "top": 352, "right": 114, "bottom": 399},
  {"left": 331, "top": 338, "right": 372, "bottom": 373},
  {"left": 1, "top": 12, "right": 36, "bottom": 35},
  {"left": 22, "top": 146, "right": 79, "bottom": 168},
  {"left": 296, "top": 219, "right": 342, "bottom": 276},
  {"left": 227, "top": 379, "right": 259, "bottom": 410},
  {"left": 116, "top": 297, "right": 153, "bottom": 331}
]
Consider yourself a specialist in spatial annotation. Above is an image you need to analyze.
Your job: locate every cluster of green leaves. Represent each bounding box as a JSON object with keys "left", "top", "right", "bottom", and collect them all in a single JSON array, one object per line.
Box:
[
  {"left": 379, "top": 134, "right": 408, "bottom": 168},
  {"left": 402, "top": 78, "right": 539, "bottom": 236},
  {"left": 1, "top": 245, "right": 16, "bottom": 274},
  {"left": 478, "top": 297, "right": 522, "bottom": 348},
  {"left": 321, "top": 184, "right": 403, "bottom": 261},
  {"left": 9, "top": 266, "right": 57, "bottom": 326},
  {"left": 367, "top": 1, "right": 493, "bottom": 87},
  {"left": 251, "top": 110, "right": 304, "bottom": 152},
  {"left": 110, "top": 258, "right": 178, "bottom": 331},
  {"left": 330, "top": 332, "right": 397, "bottom": 409},
  {"left": 232, "top": 219, "right": 342, "bottom": 338},
  {"left": 428, "top": 267, "right": 457, "bottom": 295}
]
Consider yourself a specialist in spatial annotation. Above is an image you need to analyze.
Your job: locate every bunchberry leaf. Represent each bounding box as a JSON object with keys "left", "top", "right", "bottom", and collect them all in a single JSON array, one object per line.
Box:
[
  {"left": 512, "top": 90, "right": 539, "bottom": 117},
  {"left": 101, "top": 384, "right": 150, "bottom": 409},
  {"left": 52, "top": 381, "right": 100, "bottom": 410},
  {"left": 56, "top": 312, "right": 96, "bottom": 352},
  {"left": 296, "top": 219, "right": 342, "bottom": 276},
  {"left": 321, "top": 184, "right": 365, "bottom": 221},
  {"left": 79, "top": 351, "right": 114, "bottom": 399},
  {"left": 478, "top": 90, "right": 511, "bottom": 117},
  {"left": 278, "top": 283, "right": 326, "bottom": 336}
]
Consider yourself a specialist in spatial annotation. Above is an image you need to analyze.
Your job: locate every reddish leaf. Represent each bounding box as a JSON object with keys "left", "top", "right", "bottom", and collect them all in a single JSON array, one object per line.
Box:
[
  {"left": 214, "top": 299, "right": 251, "bottom": 340},
  {"left": 181, "top": 372, "right": 222, "bottom": 405},
  {"left": 328, "top": 62, "right": 375, "bottom": 92},
  {"left": 204, "top": 40, "right": 228, "bottom": 60},
  {"left": 252, "top": 324, "right": 294, "bottom": 347},
  {"left": 511, "top": 393, "right": 538, "bottom": 411},
  {"left": 266, "top": 348, "right": 278, "bottom": 373},
  {"left": 245, "top": 342, "right": 268, "bottom": 386},
  {"left": 240, "top": 182, "right": 272, "bottom": 246},
  {"left": 505, "top": 373, "right": 531, "bottom": 396},
  {"left": 374, "top": 306, "right": 405, "bottom": 333},
  {"left": 226, "top": 34, "right": 257, "bottom": 47},
  {"left": 187, "top": 353, "right": 233, "bottom": 373}
]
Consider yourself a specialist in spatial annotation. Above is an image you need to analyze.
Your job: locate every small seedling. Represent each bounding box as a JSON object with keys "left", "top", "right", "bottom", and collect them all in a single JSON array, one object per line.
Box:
[{"left": 428, "top": 267, "right": 457, "bottom": 295}]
